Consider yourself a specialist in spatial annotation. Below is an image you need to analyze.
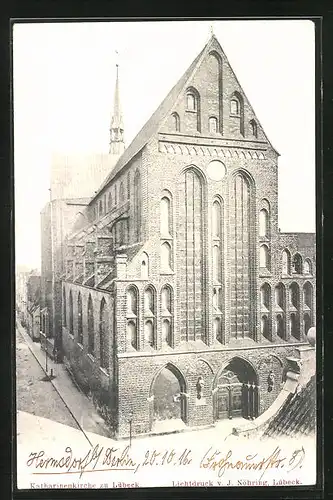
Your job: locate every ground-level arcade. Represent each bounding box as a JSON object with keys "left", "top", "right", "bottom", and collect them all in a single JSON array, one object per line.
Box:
[{"left": 116, "top": 345, "right": 302, "bottom": 438}]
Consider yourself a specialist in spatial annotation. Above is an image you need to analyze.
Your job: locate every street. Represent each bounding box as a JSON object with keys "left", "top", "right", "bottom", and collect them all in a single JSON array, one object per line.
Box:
[{"left": 16, "top": 329, "right": 79, "bottom": 430}]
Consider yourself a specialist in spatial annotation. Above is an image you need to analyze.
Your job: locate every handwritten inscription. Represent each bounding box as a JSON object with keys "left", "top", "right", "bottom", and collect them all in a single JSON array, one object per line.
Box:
[{"left": 26, "top": 445, "right": 305, "bottom": 479}]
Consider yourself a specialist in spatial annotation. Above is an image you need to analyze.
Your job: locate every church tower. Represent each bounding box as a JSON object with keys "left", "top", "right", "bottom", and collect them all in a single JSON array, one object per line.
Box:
[{"left": 109, "top": 63, "right": 125, "bottom": 155}]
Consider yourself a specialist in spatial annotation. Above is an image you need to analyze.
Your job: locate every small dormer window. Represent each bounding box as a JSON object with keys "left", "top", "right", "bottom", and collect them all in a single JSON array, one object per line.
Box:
[
  {"left": 186, "top": 92, "right": 196, "bottom": 111},
  {"left": 230, "top": 98, "right": 240, "bottom": 116},
  {"left": 209, "top": 116, "right": 218, "bottom": 133}
]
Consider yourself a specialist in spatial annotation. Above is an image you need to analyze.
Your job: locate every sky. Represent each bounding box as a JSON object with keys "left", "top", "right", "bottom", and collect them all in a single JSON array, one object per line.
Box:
[{"left": 13, "top": 19, "right": 316, "bottom": 271}]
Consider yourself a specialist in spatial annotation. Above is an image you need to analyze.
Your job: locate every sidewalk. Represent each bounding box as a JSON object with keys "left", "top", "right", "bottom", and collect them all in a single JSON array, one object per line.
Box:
[{"left": 16, "top": 323, "right": 112, "bottom": 440}]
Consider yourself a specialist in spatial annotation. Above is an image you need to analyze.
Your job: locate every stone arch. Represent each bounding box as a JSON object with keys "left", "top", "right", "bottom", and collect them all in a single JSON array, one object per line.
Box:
[
  {"left": 149, "top": 363, "right": 188, "bottom": 429},
  {"left": 213, "top": 356, "right": 259, "bottom": 420},
  {"left": 231, "top": 167, "right": 256, "bottom": 189},
  {"left": 197, "top": 358, "right": 214, "bottom": 375},
  {"left": 270, "top": 354, "right": 284, "bottom": 368},
  {"left": 213, "top": 355, "right": 258, "bottom": 389}
]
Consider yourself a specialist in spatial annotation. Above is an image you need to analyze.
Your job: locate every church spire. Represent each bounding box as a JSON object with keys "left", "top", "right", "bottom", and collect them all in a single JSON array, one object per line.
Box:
[{"left": 109, "top": 56, "right": 125, "bottom": 155}]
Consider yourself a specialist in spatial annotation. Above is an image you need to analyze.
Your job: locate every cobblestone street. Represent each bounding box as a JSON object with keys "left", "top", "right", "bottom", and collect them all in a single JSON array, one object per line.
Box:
[{"left": 16, "top": 329, "right": 78, "bottom": 430}]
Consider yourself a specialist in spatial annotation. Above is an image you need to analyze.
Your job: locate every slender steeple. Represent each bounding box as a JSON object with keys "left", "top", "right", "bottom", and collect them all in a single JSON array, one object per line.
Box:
[{"left": 109, "top": 56, "right": 125, "bottom": 155}]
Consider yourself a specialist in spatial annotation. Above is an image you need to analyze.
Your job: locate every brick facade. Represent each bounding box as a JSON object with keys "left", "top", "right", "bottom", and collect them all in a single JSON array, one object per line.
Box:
[{"left": 41, "top": 34, "right": 316, "bottom": 438}]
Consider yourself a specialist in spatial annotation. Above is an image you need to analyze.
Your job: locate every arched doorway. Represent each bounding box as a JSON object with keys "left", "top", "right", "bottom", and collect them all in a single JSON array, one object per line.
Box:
[
  {"left": 214, "top": 358, "right": 259, "bottom": 421},
  {"left": 150, "top": 364, "right": 187, "bottom": 431}
]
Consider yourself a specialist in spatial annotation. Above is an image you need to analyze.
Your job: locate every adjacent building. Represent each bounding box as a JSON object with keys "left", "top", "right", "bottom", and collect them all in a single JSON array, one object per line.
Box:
[{"left": 40, "top": 33, "right": 316, "bottom": 438}]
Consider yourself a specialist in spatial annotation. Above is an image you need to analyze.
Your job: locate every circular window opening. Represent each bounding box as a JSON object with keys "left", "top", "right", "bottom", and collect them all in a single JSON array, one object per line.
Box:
[{"left": 207, "top": 160, "right": 226, "bottom": 181}]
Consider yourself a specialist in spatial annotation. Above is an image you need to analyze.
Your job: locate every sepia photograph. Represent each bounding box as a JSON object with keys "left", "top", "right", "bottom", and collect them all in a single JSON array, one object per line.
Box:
[{"left": 13, "top": 18, "right": 317, "bottom": 490}]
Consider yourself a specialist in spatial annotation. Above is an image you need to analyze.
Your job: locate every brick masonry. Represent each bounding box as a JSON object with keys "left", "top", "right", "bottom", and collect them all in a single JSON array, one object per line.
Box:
[{"left": 40, "top": 34, "right": 316, "bottom": 438}]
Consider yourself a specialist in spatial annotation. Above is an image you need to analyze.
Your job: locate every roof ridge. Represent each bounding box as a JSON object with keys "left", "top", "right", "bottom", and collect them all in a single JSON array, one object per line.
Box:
[{"left": 94, "top": 38, "right": 211, "bottom": 197}]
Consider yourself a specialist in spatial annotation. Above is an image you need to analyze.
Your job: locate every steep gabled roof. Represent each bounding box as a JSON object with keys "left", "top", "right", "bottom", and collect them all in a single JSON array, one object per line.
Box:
[
  {"left": 263, "top": 375, "right": 316, "bottom": 439},
  {"left": 95, "top": 42, "right": 207, "bottom": 196},
  {"left": 95, "top": 33, "right": 278, "bottom": 199}
]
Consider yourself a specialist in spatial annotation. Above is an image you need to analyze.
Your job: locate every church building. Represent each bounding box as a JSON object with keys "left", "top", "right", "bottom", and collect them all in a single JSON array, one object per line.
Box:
[{"left": 40, "top": 32, "right": 316, "bottom": 438}]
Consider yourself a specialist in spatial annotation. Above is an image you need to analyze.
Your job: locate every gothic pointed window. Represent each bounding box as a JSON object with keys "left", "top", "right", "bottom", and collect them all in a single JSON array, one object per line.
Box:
[
  {"left": 87, "top": 294, "right": 94, "bottom": 356},
  {"left": 213, "top": 245, "right": 221, "bottom": 282},
  {"left": 144, "top": 287, "right": 154, "bottom": 315},
  {"left": 260, "top": 245, "right": 269, "bottom": 269},
  {"left": 186, "top": 93, "right": 196, "bottom": 111},
  {"left": 134, "top": 170, "right": 141, "bottom": 241},
  {"left": 292, "top": 253, "right": 302, "bottom": 274},
  {"left": 276, "top": 314, "right": 285, "bottom": 339},
  {"left": 160, "top": 197, "right": 171, "bottom": 237},
  {"left": 172, "top": 112, "right": 180, "bottom": 132},
  {"left": 250, "top": 119, "right": 258, "bottom": 138},
  {"left": 261, "top": 315, "right": 269, "bottom": 339},
  {"left": 143, "top": 286, "right": 155, "bottom": 348},
  {"left": 126, "top": 286, "right": 138, "bottom": 349},
  {"left": 209, "top": 116, "right": 218, "bottom": 134},
  {"left": 127, "top": 321, "right": 137, "bottom": 349},
  {"left": 63, "top": 287, "right": 67, "bottom": 327},
  {"left": 144, "top": 320, "right": 154, "bottom": 347},
  {"left": 259, "top": 209, "right": 269, "bottom": 237},
  {"left": 230, "top": 98, "right": 240, "bottom": 116},
  {"left": 161, "top": 241, "right": 172, "bottom": 272},
  {"left": 304, "top": 259, "right": 312, "bottom": 275},
  {"left": 161, "top": 285, "right": 171, "bottom": 315},
  {"left": 275, "top": 283, "right": 285, "bottom": 310},
  {"left": 230, "top": 92, "right": 244, "bottom": 136},
  {"left": 69, "top": 290, "right": 74, "bottom": 336},
  {"left": 162, "top": 319, "right": 171, "bottom": 346},
  {"left": 304, "top": 313, "right": 311, "bottom": 335},
  {"left": 214, "top": 317, "right": 222, "bottom": 342},
  {"left": 303, "top": 282, "right": 313, "bottom": 309},
  {"left": 99, "top": 298, "right": 109, "bottom": 370},
  {"left": 212, "top": 200, "right": 221, "bottom": 239},
  {"left": 290, "top": 283, "right": 300, "bottom": 309},
  {"left": 260, "top": 283, "right": 270, "bottom": 310},
  {"left": 161, "top": 285, "right": 173, "bottom": 346},
  {"left": 282, "top": 249, "right": 291, "bottom": 275},
  {"left": 185, "top": 87, "right": 201, "bottom": 132},
  {"left": 119, "top": 182, "right": 124, "bottom": 204},
  {"left": 127, "top": 287, "right": 137, "bottom": 316},
  {"left": 77, "top": 292, "right": 83, "bottom": 344}
]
